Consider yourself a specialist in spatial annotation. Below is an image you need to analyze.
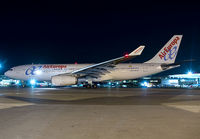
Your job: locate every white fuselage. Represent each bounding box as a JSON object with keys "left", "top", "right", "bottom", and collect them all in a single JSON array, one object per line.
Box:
[
  {"left": 4, "top": 35, "right": 183, "bottom": 85},
  {"left": 4, "top": 63, "right": 167, "bottom": 82}
]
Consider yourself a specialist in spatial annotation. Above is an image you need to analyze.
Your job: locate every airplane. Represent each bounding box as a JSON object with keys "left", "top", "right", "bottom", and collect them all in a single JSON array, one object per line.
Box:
[{"left": 5, "top": 35, "right": 182, "bottom": 88}]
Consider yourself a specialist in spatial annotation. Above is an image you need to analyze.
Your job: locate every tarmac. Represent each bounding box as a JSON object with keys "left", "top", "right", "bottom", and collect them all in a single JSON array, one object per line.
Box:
[{"left": 0, "top": 87, "right": 200, "bottom": 139}]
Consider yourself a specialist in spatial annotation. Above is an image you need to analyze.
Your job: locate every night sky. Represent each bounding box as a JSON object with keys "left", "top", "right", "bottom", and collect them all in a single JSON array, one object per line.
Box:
[{"left": 0, "top": 1, "right": 200, "bottom": 75}]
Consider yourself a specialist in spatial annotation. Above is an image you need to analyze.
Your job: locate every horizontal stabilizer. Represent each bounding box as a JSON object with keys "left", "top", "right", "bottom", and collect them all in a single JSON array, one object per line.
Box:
[{"left": 161, "top": 59, "right": 195, "bottom": 70}]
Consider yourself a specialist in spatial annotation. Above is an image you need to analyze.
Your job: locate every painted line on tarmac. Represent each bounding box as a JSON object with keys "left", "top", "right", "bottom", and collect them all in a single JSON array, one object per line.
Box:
[
  {"left": 0, "top": 103, "right": 34, "bottom": 110},
  {"left": 164, "top": 104, "right": 200, "bottom": 113}
]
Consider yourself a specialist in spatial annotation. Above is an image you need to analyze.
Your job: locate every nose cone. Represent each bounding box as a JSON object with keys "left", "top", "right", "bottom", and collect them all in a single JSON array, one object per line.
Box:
[{"left": 4, "top": 71, "right": 10, "bottom": 77}]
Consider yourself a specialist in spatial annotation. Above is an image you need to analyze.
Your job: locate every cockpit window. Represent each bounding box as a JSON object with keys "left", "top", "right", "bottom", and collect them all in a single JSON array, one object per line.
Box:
[{"left": 9, "top": 68, "right": 14, "bottom": 71}]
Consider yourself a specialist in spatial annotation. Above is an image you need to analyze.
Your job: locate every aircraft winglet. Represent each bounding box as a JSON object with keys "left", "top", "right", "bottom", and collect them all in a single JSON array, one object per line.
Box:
[{"left": 129, "top": 45, "right": 145, "bottom": 56}]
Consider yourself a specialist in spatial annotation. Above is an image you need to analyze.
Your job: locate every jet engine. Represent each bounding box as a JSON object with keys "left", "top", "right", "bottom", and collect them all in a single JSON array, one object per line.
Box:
[{"left": 51, "top": 75, "right": 77, "bottom": 86}]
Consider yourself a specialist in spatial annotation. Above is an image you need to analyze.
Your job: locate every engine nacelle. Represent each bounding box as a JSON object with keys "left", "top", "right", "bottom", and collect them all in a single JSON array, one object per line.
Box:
[{"left": 51, "top": 75, "right": 77, "bottom": 86}]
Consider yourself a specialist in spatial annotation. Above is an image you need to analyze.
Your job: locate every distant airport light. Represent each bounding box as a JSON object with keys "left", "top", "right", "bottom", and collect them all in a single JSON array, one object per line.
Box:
[
  {"left": 180, "top": 79, "right": 185, "bottom": 82},
  {"left": 187, "top": 71, "right": 193, "bottom": 76},
  {"left": 15, "top": 80, "right": 20, "bottom": 85},
  {"left": 122, "top": 85, "right": 127, "bottom": 88},
  {"left": 168, "top": 79, "right": 178, "bottom": 84},
  {"left": 143, "top": 81, "right": 148, "bottom": 86},
  {"left": 141, "top": 81, "right": 149, "bottom": 87},
  {"left": 30, "top": 79, "right": 36, "bottom": 85}
]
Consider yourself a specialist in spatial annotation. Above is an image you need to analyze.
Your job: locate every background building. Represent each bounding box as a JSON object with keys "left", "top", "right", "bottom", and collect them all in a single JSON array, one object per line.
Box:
[{"left": 1, "top": 73, "right": 200, "bottom": 88}]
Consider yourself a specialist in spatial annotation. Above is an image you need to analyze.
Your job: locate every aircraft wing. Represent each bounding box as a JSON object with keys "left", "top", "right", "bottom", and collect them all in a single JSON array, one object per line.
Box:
[{"left": 70, "top": 45, "right": 145, "bottom": 78}]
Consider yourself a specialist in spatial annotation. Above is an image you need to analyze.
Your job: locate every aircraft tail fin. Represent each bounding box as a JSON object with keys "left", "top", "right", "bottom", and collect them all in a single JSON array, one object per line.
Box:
[{"left": 145, "top": 35, "right": 183, "bottom": 64}]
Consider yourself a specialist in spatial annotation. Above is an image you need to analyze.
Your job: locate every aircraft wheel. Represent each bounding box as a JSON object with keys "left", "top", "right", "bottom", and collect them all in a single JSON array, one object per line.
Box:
[
  {"left": 86, "top": 84, "right": 91, "bottom": 88},
  {"left": 92, "top": 84, "right": 97, "bottom": 88}
]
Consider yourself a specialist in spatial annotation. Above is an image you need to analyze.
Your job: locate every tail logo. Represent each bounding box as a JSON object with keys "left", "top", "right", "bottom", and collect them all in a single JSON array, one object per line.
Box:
[
  {"left": 164, "top": 46, "right": 177, "bottom": 61},
  {"left": 159, "top": 36, "right": 180, "bottom": 60}
]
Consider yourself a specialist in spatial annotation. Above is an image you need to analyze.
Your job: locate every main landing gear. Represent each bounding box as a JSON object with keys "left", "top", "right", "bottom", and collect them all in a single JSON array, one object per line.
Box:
[{"left": 83, "top": 84, "right": 98, "bottom": 89}]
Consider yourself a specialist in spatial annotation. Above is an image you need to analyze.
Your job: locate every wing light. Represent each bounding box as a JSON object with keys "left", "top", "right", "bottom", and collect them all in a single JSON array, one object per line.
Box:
[{"left": 124, "top": 53, "right": 129, "bottom": 58}]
